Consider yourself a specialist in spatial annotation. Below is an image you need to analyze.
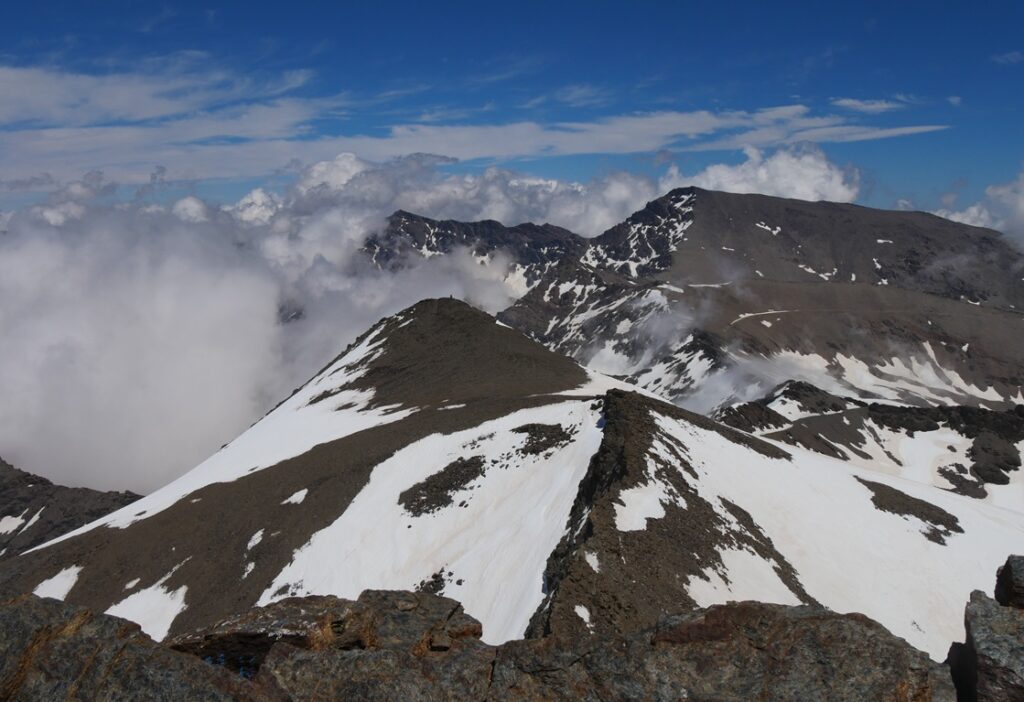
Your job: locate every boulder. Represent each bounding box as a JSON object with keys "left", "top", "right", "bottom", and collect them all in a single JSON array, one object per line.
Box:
[
  {"left": 996, "top": 555, "right": 1024, "bottom": 609},
  {"left": 957, "top": 590, "right": 1024, "bottom": 702},
  {"left": 0, "top": 594, "right": 260, "bottom": 701}
]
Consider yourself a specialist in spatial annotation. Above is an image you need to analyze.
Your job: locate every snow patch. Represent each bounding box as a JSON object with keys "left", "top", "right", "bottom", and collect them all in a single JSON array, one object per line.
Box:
[
  {"left": 0, "top": 509, "right": 27, "bottom": 534},
  {"left": 282, "top": 489, "right": 308, "bottom": 505},
  {"left": 105, "top": 566, "right": 189, "bottom": 641},
  {"left": 33, "top": 566, "right": 82, "bottom": 600},
  {"left": 259, "top": 401, "right": 604, "bottom": 645},
  {"left": 687, "top": 548, "right": 802, "bottom": 608}
]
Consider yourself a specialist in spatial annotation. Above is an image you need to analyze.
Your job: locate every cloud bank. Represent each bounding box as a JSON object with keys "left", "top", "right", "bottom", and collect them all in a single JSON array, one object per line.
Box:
[
  {"left": 0, "top": 147, "right": 857, "bottom": 492},
  {"left": 934, "top": 170, "right": 1024, "bottom": 243},
  {"left": 661, "top": 146, "right": 860, "bottom": 202}
]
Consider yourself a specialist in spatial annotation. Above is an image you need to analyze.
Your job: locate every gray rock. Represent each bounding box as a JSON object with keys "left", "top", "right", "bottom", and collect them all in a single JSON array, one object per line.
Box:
[
  {"left": 961, "top": 590, "right": 1024, "bottom": 701},
  {"left": 180, "top": 592, "right": 954, "bottom": 701},
  {"left": 997, "top": 555, "right": 1024, "bottom": 609},
  {"left": 0, "top": 594, "right": 260, "bottom": 701},
  {"left": 0, "top": 590, "right": 959, "bottom": 700}
]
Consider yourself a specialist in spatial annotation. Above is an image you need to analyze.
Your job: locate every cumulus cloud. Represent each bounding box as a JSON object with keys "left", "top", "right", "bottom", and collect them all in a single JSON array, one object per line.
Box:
[
  {"left": 933, "top": 171, "right": 1024, "bottom": 242},
  {"left": 0, "top": 151, "right": 684, "bottom": 492},
  {"left": 171, "top": 196, "right": 209, "bottom": 223},
  {"left": 0, "top": 145, "right": 870, "bottom": 492},
  {"left": 660, "top": 145, "right": 859, "bottom": 202}
]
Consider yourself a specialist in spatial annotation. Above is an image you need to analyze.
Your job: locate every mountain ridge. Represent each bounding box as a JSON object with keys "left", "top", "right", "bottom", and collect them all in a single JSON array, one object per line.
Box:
[{"left": 2, "top": 298, "right": 1019, "bottom": 663}]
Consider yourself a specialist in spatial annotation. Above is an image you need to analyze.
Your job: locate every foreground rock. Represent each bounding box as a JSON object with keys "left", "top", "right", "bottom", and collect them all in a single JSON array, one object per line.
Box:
[
  {"left": 0, "top": 594, "right": 255, "bottom": 700},
  {"left": 2, "top": 590, "right": 955, "bottom": 700},
  {"left": 951, "top": 555, "right": 1024, "bottom": 701},
  {"left": 997, "top": 556, "right": 1024, "bottom": 608}
]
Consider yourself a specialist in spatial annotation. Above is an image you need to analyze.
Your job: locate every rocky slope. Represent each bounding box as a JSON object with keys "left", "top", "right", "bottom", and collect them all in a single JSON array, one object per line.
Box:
[
  {"left": 1, "top": 589, "right": 957, "bottom": 701},
  {"left": 364, "top": 209, "right": 585, "bottom": 295},
  {"left": 1, "top": 299, "right": 1019, "bottom": 665},
  {"left": 499, "top": 189, "right": 1024, "bottom": 414},
  {"left": 0, "top": 457, "right": 138, "bottom": 561}
]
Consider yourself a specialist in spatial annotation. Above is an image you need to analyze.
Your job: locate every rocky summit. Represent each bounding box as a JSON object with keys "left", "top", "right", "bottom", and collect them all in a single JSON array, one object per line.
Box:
[
  {"left": 1, "top": 188, "right": 1023, "bottom": 699},
  {"left": 0, "top": 588, "right": 957, "bottom": 701}
]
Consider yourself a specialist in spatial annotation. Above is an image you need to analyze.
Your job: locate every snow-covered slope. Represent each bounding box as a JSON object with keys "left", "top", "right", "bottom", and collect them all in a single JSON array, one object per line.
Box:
[
  {"left": 718, "top": 382, "right": 1024, "bottom": 508},
  {"left": 529, "top": 391, "right": 1024, "bottom": 661},
  {"left": 5, "top": 300, "right": 1022, "bottom": 666},
  {"left": 1, "top": 299, "right": 630, "bottom": 642}
]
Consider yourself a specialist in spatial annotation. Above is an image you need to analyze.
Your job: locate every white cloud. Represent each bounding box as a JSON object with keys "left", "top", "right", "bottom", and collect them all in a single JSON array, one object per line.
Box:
[
  {"left": 295, "top": 152, "right": 370, "bottom": 194},
  {"left": 661, "top": 146, "right": 859, "bottom": 202},
  {"left": 947, "top": 96, "right": 962, "bottom": 106},
  {"left": 553, "top": 84, "right": 612, "bottom": 107},
  {"left": 0, "top": 153, "right": 672, "bottom": 492},
  {"left": 933, "top": 171, "right": 1024, "bottom": 241},
  {"left": 0, "top": 61, "right": 313, "bottom": 127},
  {"left": 830, "top": 98, "right": 904, "bottom": 113},
  {"left": 0, "top": 61, "right": 948, "bottom": 186},
  {"left": 992, "top": 50, "right": 1024, "bottom": 65},
  {"left": 932, "top": 203, "right": 996, "bottom": 228},
  {"left": 225, "top": 188, "right": 280, "bottom": 226},
  {"left": 172, "top": 196, "right": 209, "bottom": 223}
]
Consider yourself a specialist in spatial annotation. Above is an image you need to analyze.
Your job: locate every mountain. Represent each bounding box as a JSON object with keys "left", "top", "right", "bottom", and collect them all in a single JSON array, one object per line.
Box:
[
  {"left": 3, "top": 299, "right": 1021, "bottom": 664},
  {"left": 364, "top": 210, "right": 585, "bottom": 295},
  {"left": 358, "top": 188, "right": 1024, "bottom": 413},
  {"left": 498, "top": 187, "right": 1024, "bottom": 412},
  {"left": 0, "top": 457, "right": 138, "bottom": 561}
]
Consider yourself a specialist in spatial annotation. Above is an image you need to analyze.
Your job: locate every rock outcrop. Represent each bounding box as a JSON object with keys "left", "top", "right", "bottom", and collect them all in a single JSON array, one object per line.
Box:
[
  {"left": 0, "top": 594, "right": 255, "bottom": 701},
  {"left": 2, "top": 589, "right": 957, "bottom": 700},
  {"left": 996, "top": 556, "right": 1024, "bottom": 609},
  {"left": 950, "top": 555, "right": 1024, "bottom": 701}
]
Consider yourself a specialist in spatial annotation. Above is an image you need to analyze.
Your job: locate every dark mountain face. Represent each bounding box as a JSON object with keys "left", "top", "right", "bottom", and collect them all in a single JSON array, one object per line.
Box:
[
  {"left": 498, "top": 187, "right": 1024, "bottom": 412},
  {"left": 608, "top": 188, "right": 1024, "bottom": 308},
  {"left": 363, "top": 210, "right": 585, "bottom": 293},
  {"left": 0, "top": 458, "right": 138, "bottom": 562}
]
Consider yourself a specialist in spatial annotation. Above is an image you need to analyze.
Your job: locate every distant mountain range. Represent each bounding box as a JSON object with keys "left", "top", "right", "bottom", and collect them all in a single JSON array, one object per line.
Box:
[{"left": 2, "top": 187, "right": 1023, "bottom": 698}]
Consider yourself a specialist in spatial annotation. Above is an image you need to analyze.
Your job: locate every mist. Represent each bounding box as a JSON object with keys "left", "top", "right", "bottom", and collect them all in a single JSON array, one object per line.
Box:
[
  {"left": 0, "top": 147, "right": 863, "bottom": 493},
  {"left": 0, "top": 155, "right": 651, "bottom": 493}
]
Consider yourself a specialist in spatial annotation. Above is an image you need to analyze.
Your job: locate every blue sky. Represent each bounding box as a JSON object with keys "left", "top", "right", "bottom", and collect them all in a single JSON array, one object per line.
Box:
[{"left": 1, "top": 0, "right": 1022, "bottom": 213}]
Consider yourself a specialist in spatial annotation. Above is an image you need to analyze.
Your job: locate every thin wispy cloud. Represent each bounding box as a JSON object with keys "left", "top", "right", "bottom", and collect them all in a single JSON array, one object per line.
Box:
[
  {"left": 991, "top": 50, "right": 1024, "bottom": 64},
  {"left": 830, "top": 97, "right": 904, "bottom": 113},
  {"left": 0, "top": 61, "right": 948, "bottom": 188},
  {"left": 553, "top": 84, "right": 613, "bottom": 107},
  {"left": 0, "top": 62, "right": 315, "bottom": 127}
]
